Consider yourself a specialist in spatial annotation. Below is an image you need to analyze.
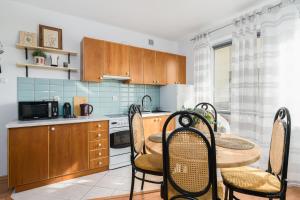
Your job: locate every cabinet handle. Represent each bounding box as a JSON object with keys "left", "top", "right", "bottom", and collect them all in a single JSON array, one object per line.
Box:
[
  {"left": 98, "top": 143, "right": 102, "bottom": 147},
  {"left": 98, "top": 124, "right": 102, "bottom": 128},
  {"left": 99, "top": 76, "right": 103, "bottom": 80},
  {"left": 153, "top": 80, "right": 155, "bottom": 83},
  {"left": 99, "top": 161, "right": 102, "bottom": 166},
  {"left": 98, "top": 152, "right": 102, "bottom": 156},
  {"left": 98, "top": 133, "right": 101, "bottom": 137},
  {"left": 50, "top": 127, "right": 55, "bottom": 131}
]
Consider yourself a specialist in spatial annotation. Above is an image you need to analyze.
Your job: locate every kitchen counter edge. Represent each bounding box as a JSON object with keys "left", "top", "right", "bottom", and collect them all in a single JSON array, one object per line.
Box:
[{"left": 6, "top": 116, "right": 110, "bottom": 129}]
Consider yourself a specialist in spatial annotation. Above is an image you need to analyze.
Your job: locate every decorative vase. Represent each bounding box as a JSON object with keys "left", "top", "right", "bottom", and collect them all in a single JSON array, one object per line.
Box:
[{"left": 33, "top": 56, "right": 45, "bottom": 65}]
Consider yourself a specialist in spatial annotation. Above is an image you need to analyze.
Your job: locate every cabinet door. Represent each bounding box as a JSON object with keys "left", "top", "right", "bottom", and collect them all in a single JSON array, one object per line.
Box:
[
  {"left": 49, "top": 123, "right": 88, "bottom": 178},
  {"left": 159, "top": 115, "right": 176, "bottom": 132},
  {"left": 155, "top": 52, "right": 167, "bottom": 85},
  {"left": 81, "top": 37, "right": 106, "bottom": 82},
  {"left": 9, "top": 126, "right": 49, "bottom": 187},
  {"left": 166, "top": 54, "right": 179, "bottom": 84},
  {"left": 143, "top": 49, "right": 156, "bottom": 84},
  {"left": 177, "top": 55, "right": 186, "bottom": 84},
  {"left": 104, "top": 42, "right": 130, "bottom": 77},
  {"left": 128, "top": 46, "right": 143, "bottom": 84},
  {"left": 143, "top": 117, "right": 161, "bottom": 140}
]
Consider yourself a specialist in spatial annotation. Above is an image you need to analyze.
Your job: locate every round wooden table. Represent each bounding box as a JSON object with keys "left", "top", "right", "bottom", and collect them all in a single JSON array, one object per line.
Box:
[{"left": 146, "top": 134, "right": 261, "bottom": 168}]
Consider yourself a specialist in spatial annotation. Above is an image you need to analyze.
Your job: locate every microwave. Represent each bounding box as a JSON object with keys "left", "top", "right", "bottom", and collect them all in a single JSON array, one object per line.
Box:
[{"left": 18, "top": 101, "right": 59, "bottom": 120}]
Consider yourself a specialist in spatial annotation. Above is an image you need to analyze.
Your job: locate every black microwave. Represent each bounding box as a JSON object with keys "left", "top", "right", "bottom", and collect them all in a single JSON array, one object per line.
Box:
[{"left": 18, "top": 101, "right": 59, "bottom": 120}]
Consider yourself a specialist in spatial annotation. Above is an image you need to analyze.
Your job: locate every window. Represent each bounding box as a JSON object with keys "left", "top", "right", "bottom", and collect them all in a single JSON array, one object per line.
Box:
[{"left": 213, "top": 42, "right": 232, "bottom": 114}]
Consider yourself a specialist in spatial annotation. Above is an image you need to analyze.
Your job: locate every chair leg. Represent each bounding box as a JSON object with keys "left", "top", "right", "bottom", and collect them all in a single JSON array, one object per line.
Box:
[
  {"left": 130, "top": 169, "right": 135, "bottom": 200},
  {"left": 141, "top": 172, "right": 145, "bottom": 190},
  {"left": 224, "top": 186, "right": 228, "bottom": 200},
  {"left": 229, "top": 189, "right": 234, "bottom": 200}
]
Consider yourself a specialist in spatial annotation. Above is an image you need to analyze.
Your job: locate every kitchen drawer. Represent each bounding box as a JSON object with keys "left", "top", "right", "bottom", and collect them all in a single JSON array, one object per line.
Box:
[
  {"left": 88, "top": 131, "right": 108, "bottom": 141},
  {"left": 88, "top": 121, "right": 108, "bottom": 132},
  {"left": 89, "top": 139, "right": 108, "bottom": 150},
  {"left": 89, "top": 148, "right": 108, "bottom": 160},
  {"left": 90, "top": 157, "right": 109, "bottom": 169}
]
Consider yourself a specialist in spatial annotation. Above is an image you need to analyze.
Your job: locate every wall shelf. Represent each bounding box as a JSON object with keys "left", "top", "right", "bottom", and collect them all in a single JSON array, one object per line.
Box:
[
  {"left": 16, "top": 44, "right": 78, "bottom": 56},
  {"left": 16, "top": 63, "right": 78, "bottom": 79}
]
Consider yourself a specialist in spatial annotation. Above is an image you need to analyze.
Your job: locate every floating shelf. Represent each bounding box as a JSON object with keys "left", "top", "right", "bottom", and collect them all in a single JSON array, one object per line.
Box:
[
  {"left": 16, "top": 63, "right": 78, "bottom": 79},
  {"left": 16, "top": 63, "right": 78, "bottom": 71},
  {"left": 16, "top": 44, "right": 78, "bottom": 56}
]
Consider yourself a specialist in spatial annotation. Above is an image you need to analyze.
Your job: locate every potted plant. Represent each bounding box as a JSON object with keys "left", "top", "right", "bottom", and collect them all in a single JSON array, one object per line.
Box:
[
  {"left": 32, "top": 49, "right": 46, "bottom": 65},
  {"left": 183, "top": 107, "right": 215, "bottom": 128}
]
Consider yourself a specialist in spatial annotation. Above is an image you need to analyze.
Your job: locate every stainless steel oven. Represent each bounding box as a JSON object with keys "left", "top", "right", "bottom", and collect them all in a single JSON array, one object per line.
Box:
[{"left": 106, "top": 114, "right": 131, "bottom": 169}]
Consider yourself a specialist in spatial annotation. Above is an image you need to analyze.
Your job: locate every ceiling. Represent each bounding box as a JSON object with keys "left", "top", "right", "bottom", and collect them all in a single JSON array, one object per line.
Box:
[{"left": 12, "top": 0, "right": 268, "bottom": 40}]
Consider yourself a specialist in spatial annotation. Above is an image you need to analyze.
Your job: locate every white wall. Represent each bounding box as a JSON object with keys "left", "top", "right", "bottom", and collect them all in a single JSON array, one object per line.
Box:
[{"left": 0, "top": 0, "right": 179, "bottom": 176}]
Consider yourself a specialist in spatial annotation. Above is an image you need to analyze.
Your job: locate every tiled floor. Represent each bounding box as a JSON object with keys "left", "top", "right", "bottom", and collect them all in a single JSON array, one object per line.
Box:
[{"left": 11, "top": 166, "right": 162, "bottom": 200}]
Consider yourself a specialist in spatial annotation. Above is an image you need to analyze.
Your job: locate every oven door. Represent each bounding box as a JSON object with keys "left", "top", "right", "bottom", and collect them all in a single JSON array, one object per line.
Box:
[{"left": 110, "top": 128, "right": 131, "bottom": 149}]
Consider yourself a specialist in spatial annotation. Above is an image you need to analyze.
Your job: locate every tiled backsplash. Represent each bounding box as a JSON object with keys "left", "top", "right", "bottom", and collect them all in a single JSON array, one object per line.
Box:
[{"left": 17, "top": 77, "right": 160, "bottom": 116}]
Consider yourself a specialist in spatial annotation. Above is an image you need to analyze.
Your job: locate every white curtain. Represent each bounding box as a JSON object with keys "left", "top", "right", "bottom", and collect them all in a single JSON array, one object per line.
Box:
[
  {"left": 231, "top": 0, "right": 300, "bottom": 182},
  {"left": 230, "top": 14, "right": 259, "bottom": 141},
  {"left": 258, "top": 1, "right": 300, "bottom": 182},
  {"left": 193, "top": 34, "right": 213, "bottom": 104}
]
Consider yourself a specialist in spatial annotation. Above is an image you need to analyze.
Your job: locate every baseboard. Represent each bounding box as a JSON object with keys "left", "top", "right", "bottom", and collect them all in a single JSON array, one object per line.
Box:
[{"left": 0, "top": 176, "right": 8, "bottom": 184}]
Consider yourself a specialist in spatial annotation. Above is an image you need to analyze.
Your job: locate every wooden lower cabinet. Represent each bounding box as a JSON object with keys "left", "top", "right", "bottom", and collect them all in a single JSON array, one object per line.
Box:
[
  {"left": 143, "top": 115, "right": 175, "bottom": 141},
  {"left": 8, "top": 120, "right": 109, "bottom": 192},
  {"left": 49, "top": 123, "right": 89, "bottom": 178},
  {"left": 9, "top": 126, "right": 49, "bottom": 187}
]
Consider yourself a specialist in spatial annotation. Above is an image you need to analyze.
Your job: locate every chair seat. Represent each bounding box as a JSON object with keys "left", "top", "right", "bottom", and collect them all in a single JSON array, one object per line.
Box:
[
  {"left": 168, "top": 181, "right": 224, "bottom": 199},
  {"left": 221, "top": 166, "right": 281, "bottom": 193},
  {"left": 134, "top": 154, "right": 163, "bottom": 173}
]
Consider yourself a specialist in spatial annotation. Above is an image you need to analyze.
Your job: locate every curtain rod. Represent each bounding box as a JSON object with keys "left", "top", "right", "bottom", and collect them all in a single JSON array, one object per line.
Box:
[{"left": 190, "top": 2, "right": 283, "bottom": 41}]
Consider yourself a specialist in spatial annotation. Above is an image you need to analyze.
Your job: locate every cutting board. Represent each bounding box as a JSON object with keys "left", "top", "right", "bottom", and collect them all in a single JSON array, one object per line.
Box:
[{"left": 73, "top": 96, "right": 88, "bottom": 116}]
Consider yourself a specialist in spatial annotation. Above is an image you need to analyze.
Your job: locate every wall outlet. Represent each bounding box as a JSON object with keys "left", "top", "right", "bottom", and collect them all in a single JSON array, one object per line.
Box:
[{"left": 112, "top": 96, "right": 118, "bottom": 102}]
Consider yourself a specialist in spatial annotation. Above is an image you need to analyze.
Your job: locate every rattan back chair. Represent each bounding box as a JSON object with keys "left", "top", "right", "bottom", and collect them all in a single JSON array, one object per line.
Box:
[
  {"left": 221, "top": 107, "right": 291, "bottom": 200},
  {"left": 128, "top": 104, "right": 163, "bottom": 200},
  {"left": 161, "top": 111, "right": 222, "bottom": 200},
  {"left": 194, "top": 102, "right": 218, "bottom": 132}
]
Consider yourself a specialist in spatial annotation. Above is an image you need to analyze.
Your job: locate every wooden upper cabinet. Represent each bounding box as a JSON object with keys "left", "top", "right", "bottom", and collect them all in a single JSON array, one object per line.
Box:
[
  {"left": 128, "top": 46, "right": 144, "bottom": 84},
  {"left": 104, "top": 41, "right": 130, "bottom": 77},
  {"left": 9, "top": 126, "right": 49, "bottom": 187},
  {"left": 143, "top": 49, "right": 156, "bottom": 85},
  {"left": 81, "top": 37, "right": 106, "bottom": 82},
  {"left": 177, "top": 55, "right": 186, "bottom": 84},
  {"left": 166, "top": 53, "right": 179, "bottom": 84},
  {"left": 155, "top": 52, "right": 167, "bottom": 85},
  {"left": 49, "top": 123, "right": 88, "bottom": 178}
]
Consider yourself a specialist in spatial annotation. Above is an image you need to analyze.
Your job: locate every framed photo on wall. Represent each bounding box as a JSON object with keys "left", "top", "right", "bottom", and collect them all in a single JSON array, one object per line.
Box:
[
  {"left": 39, "top": 25, "right": 62, "bottom": 49},
  {"left": 19, "top": 31, "right": 37, "bottom": 47}
]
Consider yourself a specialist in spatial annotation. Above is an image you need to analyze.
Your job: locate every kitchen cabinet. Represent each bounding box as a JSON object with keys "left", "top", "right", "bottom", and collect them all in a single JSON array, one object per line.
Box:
[
  {"left": 177, "top": 55, "right": 186, "bottom": 84},
  {"left": 81, "top": 37, "right": 106, "bottom": 82},
  {"left": 9, "top": 126, "right": 49, "bottom": 187},
  {"left": 143, "top": 115, "right": 175, "bottom": 142},
  {"left": 128, "top": 46, "right": 144, "bottom": 84},
  {"left": 104, "top": 41, "right": 130, "bottom": 77},
  {"left": 81, "top": 37, "right": 186, "bottom": 85},
  {"left": 8, "top": 120, "right": 109, "bottom": 192},
  {"left": 166, "top": 54, "right": 186, "bottom": 84},
  {"left": 154, "top": 52, "right": 167, "bottom": 85},
  {"left": 143, "top": 49, "right": 156, "bottom": 84},
  {"left": 49, "top": 123, "right": 88, "bottom": 178}
]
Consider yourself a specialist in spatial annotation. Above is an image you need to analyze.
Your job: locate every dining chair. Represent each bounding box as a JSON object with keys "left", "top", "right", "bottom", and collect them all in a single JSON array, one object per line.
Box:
[
  {"left": 221, "top": 107, "right": 291, "bottom": 200},
  {"left": 194, "top": 102, "right": 218, "bottom": 132},
  {"left": 128, "top": 104, "right": 163, "bottom": 200},
  {"left": 161, "top": 110, "right": 223, "bottom": 200}
]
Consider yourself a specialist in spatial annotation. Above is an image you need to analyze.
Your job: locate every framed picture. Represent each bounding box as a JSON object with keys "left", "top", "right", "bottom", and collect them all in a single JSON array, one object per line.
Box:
[
  {"left": 39, "top": 25, "right": 62, "bottom": 49},
  {"left": 19, "top": 31, "right": 37, "bottom": 47}
]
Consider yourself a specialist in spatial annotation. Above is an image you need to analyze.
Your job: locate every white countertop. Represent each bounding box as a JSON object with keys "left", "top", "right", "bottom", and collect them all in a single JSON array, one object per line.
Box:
[
  {"left": 6, "top": 112, "right": 173, "bottom": 129},
  {"left": 6, "top": 115, "right": 109, "bottom": 128}
]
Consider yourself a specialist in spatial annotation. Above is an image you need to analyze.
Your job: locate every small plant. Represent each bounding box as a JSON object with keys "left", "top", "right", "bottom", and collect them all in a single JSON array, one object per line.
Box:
[
  {"left": 32, "top": 49, "right": 47, "bottom": 58},
  {"left": 183, "top": 107, "right": 215, "bottom": 126}
]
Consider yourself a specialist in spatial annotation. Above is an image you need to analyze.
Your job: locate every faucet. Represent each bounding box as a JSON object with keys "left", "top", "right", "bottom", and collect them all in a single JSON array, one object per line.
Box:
[{"left": 141, "top": 95, "right": 152, "bottom": 112}]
